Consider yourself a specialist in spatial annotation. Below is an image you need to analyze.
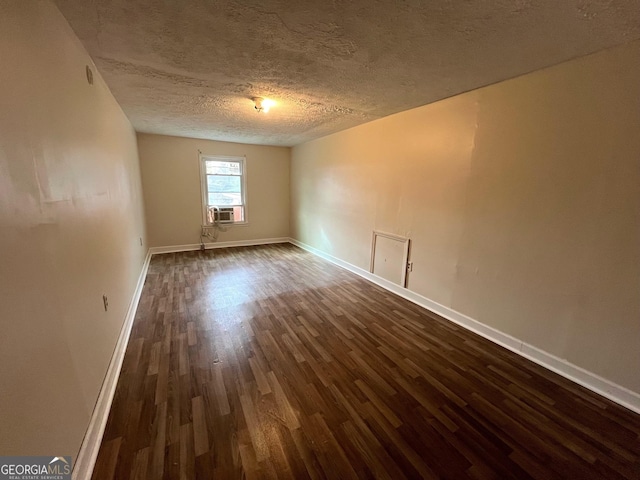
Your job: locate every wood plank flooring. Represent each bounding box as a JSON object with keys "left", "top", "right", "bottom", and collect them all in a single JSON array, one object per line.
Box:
[{"left": 91, "top": 243, "right": 640, "bottom": 479}]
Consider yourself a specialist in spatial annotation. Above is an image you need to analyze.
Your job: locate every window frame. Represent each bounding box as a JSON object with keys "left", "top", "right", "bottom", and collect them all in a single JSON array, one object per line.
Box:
[{"left": 199, "top": 154, "right": 248, "bottom": 226}]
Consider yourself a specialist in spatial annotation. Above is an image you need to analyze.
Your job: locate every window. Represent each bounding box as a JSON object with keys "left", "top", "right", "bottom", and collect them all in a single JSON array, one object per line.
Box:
[{"left": 200, "top": 155, "right": 246, "bottom": 224}]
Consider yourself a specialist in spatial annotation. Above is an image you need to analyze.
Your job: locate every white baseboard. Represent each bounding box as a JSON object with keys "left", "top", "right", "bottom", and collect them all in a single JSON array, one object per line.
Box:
[
  {"left": 288, "top": 238, "right": 640, "bottom": 414},
  {"left": 149, "top": 237, "right": 290, "bottom": 255},
  {"left": 72, "top": 250, "right": 152, "bottom": 480}
]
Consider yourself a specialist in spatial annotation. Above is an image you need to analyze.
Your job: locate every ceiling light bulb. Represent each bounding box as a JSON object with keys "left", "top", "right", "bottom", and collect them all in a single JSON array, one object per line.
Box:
[
  {"left": 252, "top": 97, "right": 275, "bottom": 113},
  {"left": 261, "top": 98, "right": 275, "bottom": 113}
]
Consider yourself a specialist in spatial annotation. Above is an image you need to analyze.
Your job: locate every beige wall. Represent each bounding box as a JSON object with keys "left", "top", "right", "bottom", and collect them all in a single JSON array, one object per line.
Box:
[
  {"left": 138, "top": 133, "right": 290, "bottom": 247},
  {"left": 291, "top": 41, "right": 640, "bottom": 393},
  {"left": 0, "top": 1, "right": 147, "bottom": 457}
]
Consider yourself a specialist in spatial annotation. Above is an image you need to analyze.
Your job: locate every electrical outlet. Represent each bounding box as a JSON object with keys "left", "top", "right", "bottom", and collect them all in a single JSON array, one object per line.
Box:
[{"left": 103, "top": 294, "right": 108, "bottom": 312}]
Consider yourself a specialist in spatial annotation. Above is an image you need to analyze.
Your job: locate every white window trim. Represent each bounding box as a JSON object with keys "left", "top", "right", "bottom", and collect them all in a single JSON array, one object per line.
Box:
[{"left": 199, "top": 154, "right": 248, "bottom": 226}]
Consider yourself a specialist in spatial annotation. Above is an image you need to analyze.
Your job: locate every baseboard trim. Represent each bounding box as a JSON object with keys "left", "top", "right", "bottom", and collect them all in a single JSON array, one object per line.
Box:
[
  {"left": 72, "top": 250, "right": 152, "bottom": 480},
  {"left": 149, "top": 237, "right": 290, "bottom": 255},
  {"left": 288, "top": 238, "right": 640, "bottom": 414}
]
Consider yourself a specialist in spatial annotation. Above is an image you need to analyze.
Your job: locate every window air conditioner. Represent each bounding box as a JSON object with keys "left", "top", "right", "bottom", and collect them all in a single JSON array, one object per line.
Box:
[{"left": 208, "top": 206, "right": 234, "bottom": 224}]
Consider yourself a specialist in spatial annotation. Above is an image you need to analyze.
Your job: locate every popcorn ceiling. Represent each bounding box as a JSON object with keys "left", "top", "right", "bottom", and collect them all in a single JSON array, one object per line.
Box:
[{"left": 53, "top": 0, "right": 640, "bottom": 146}]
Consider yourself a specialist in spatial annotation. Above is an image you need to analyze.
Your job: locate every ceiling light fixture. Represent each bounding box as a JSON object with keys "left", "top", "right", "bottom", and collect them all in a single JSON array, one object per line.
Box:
[{"left": 252, "top": 97, "right": 275, "bottom": 113}]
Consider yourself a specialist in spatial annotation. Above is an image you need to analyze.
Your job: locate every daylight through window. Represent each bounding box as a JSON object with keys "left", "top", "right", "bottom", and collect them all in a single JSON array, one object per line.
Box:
[{"left": 201, "top": 156, "right": 246, "bottom": 224}]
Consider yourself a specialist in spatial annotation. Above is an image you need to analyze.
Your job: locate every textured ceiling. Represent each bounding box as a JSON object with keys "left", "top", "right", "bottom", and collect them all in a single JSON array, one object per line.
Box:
[{"left": 53, "top": 0, "right": 640, "bottom": 147}]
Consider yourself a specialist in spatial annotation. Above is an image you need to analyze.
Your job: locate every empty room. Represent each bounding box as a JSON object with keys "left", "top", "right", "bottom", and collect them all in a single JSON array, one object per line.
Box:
[{"left": 1, "top": 1, "right": 639, "bottom": 479}]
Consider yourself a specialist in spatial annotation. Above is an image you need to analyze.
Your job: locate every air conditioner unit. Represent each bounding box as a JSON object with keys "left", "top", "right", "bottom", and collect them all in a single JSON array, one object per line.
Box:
[{"left": 208, "top": 206, "right": 234, "bottom": 224}]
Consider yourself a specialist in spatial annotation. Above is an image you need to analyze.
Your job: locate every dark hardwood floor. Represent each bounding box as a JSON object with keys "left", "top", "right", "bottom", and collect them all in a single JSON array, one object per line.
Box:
[{"left": 91, "top": 243, "right": 640, "bottom": 479}]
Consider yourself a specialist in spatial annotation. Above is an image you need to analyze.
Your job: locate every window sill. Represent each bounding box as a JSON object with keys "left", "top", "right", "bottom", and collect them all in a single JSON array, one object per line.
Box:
[{"left": 202, "top": 222, "right": 249, "bottom": 228}]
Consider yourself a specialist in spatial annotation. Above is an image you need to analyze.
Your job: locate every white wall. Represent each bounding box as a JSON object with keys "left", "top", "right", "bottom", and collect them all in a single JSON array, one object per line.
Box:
[
  {"left": 291, "top": 41, "right": 640, "bottom": 394},
  {"left": 137, "top": 133, "right": 290, "bottom": 248},
  {"left": 0, "top": 1, "right": 147, "bottom": 458}
]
